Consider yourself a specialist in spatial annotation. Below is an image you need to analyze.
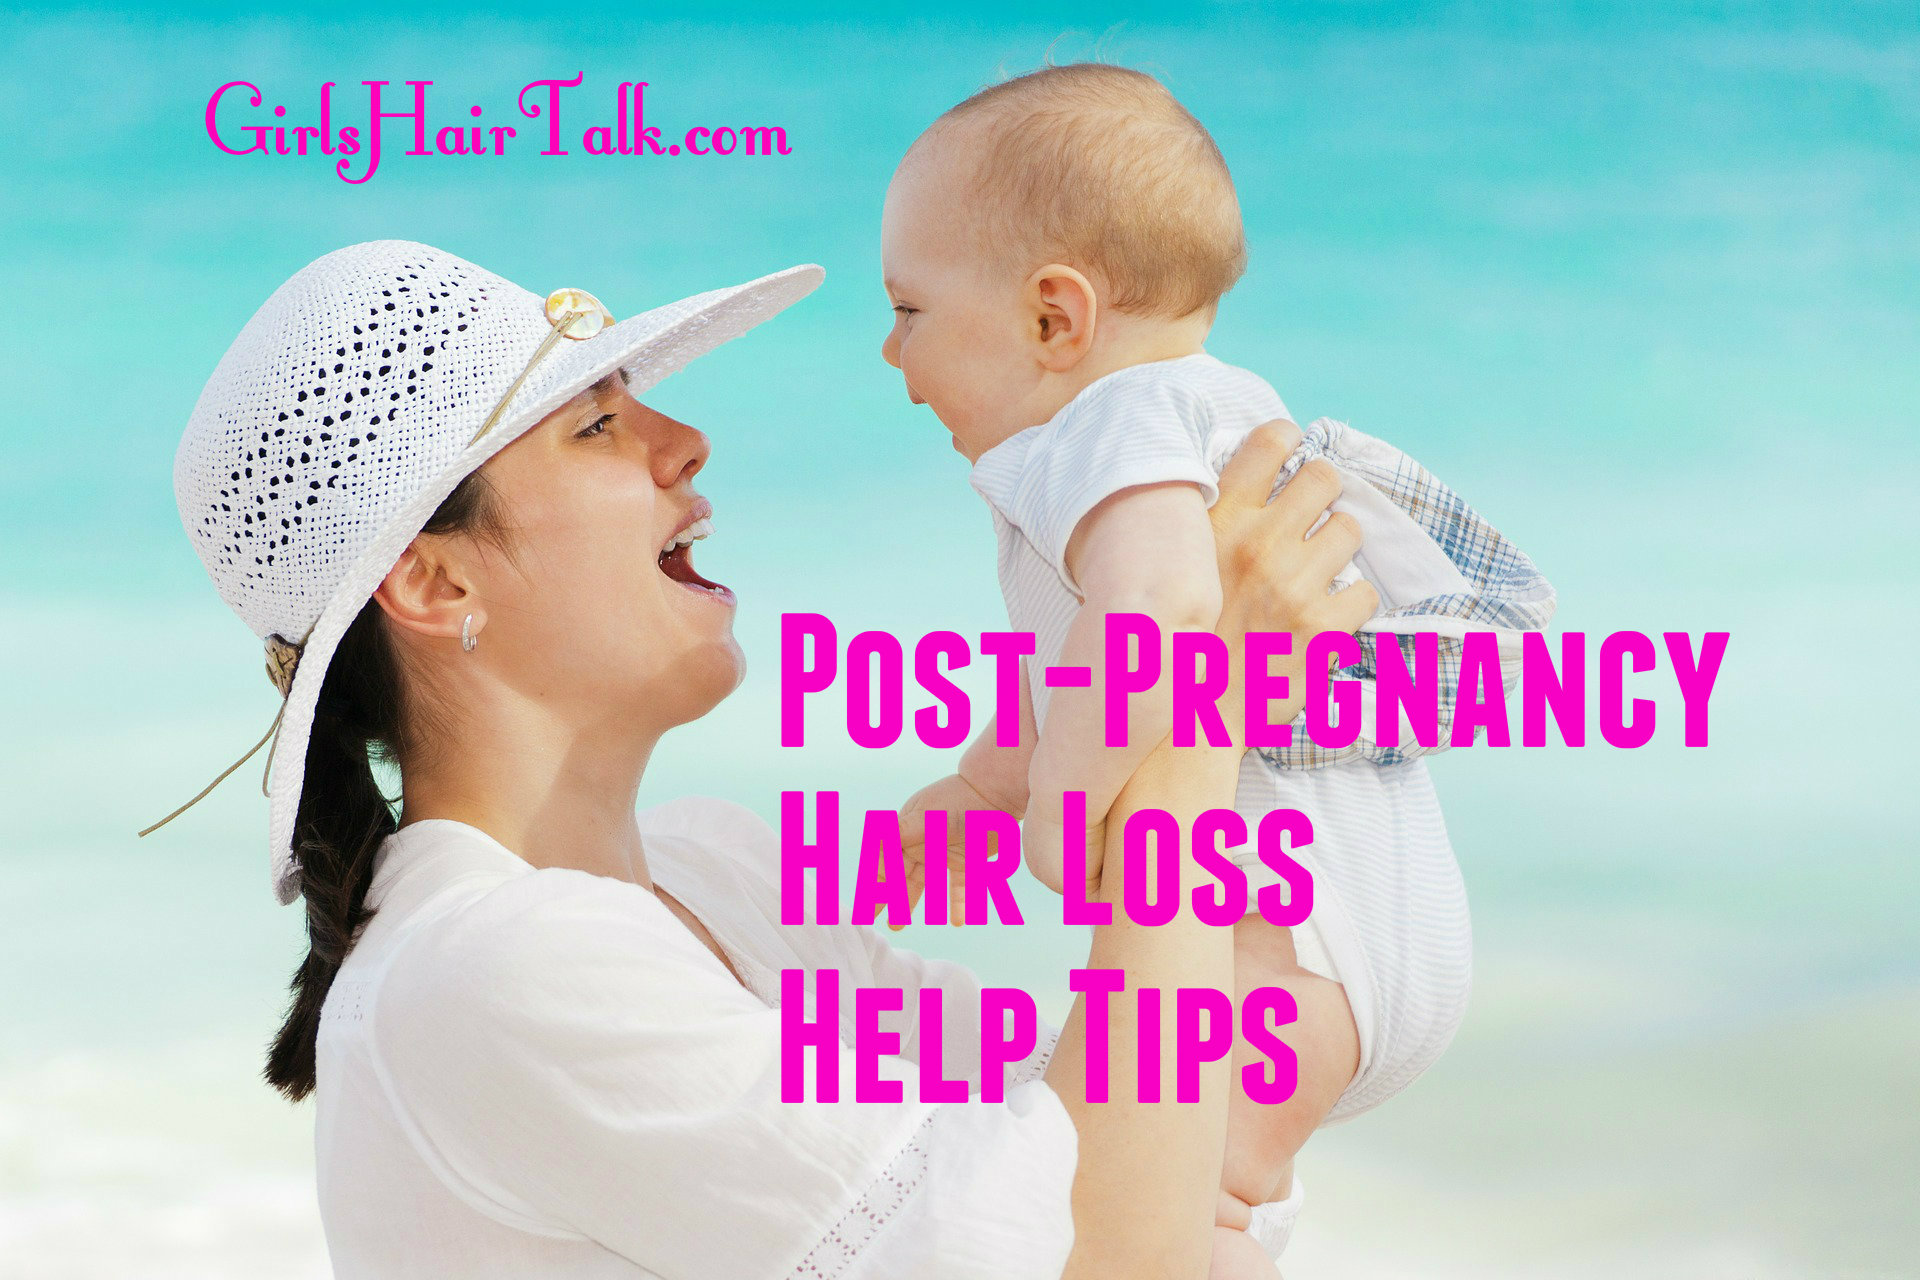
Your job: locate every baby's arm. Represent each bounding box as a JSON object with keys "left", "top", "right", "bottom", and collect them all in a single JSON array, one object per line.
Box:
[
  {"left": 956, "top": 701, "right": 1036, "bottom": 820},
  {"left": 884, "top": 669, "right": 1039, "bottom": 928},
  {"left": 1022, "top": 481, "right": 1222, "bottom": 896}
]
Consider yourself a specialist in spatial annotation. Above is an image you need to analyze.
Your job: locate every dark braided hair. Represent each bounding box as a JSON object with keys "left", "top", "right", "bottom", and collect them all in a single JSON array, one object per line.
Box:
[{"left": 264, "top": 469, "right": 508, "bottom": 1102}]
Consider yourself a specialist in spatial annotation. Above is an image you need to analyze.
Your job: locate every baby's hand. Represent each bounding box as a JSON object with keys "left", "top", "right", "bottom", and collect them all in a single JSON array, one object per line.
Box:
[{"left": 882, "top": 773, "right": 999, "bottom": 931}]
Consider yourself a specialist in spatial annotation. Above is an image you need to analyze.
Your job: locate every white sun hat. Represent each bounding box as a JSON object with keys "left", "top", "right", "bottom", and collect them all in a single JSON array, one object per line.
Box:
[{"left": 149, "top": 239, "right": 823, "bottom": 904}]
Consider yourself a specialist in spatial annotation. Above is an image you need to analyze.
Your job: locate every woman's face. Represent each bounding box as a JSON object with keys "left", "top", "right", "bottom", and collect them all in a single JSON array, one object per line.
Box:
[{"left": 466, "top": 372, "right": 743, "bottom": 734}]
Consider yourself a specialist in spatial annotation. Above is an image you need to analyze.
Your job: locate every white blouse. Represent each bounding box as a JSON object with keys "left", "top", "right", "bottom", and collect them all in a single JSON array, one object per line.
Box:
[{"left": 312, "top": 796, "right": 1288, "bottom": 1278}]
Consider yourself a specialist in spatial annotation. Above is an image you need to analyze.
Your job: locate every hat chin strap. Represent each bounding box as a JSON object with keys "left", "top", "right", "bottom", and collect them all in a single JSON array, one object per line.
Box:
[
  {"left": 138, "top": 303, "right": 597, "bottom": 843},
  {"left": 466, "top": 307, "right": 587, "bottom": 445},
  {"left": 136, "top": 701, "right": 289, "bottom": 838}
]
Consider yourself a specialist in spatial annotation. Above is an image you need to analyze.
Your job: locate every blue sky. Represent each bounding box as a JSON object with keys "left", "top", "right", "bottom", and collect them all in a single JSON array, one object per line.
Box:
[{"left": 4, "top": 2, "right": 1915, "bottom": 599}]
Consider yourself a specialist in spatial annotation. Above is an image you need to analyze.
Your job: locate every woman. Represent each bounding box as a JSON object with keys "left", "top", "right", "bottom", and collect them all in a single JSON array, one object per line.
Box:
[{"left": 149, "top": 241, "right": 1374, "bottom": 1279}]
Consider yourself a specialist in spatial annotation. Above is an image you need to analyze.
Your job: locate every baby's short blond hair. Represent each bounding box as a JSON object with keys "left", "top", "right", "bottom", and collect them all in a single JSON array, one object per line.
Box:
[{"left": 919, "top": 63, "right": 1247, "bottom": 319}]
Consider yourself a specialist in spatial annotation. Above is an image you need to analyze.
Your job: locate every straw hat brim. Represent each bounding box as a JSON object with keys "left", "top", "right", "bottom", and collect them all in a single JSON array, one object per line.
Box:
[{"left": 264, "top": 263, "right": 823, "bottom": 905}]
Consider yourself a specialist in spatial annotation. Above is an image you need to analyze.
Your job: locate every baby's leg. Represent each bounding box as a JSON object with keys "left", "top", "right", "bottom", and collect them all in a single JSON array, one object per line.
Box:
[
  {"left": 1212, "top": 1181, "right": 1293, "bottom": 1280},
  {"left": 1211, "top": 1221, "right": 1287, "bottom": 1280},
  {"left": 1209, "top": 915, "right": 1360, "bottom": 1275}
]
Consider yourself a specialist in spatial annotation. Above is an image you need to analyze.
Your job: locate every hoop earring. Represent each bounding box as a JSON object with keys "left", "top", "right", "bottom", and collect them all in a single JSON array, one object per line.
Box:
[{"left": 461, "top": 613, "right": 478, "bottom": 653}]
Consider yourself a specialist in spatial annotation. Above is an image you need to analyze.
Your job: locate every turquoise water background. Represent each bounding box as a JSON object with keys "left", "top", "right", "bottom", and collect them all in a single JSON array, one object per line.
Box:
[{"left": 2, "top": 3, "right": 1916, "bottom": 1275}]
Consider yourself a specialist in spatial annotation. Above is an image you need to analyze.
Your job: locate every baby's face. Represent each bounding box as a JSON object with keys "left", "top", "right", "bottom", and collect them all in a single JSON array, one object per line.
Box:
[{"left": 880, "top": 145, "right": 1042, "bottom": 462}]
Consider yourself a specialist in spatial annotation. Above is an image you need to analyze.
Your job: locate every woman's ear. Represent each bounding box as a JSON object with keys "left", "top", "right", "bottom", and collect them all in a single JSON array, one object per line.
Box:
[
  {"left": 1026, "top": 264, "right": 1098, "bottom": 372},
  {"left": 372, "top": 536, "right": 479, "bottom": 643}
]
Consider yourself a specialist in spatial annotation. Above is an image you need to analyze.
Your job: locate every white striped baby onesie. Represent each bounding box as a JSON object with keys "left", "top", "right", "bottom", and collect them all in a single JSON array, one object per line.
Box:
[{"left": 969, "top": 352, "right": 1477, "bottom": 1126}]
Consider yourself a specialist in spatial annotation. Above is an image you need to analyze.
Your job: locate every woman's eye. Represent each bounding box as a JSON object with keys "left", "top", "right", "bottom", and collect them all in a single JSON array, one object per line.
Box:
[{"left": 576, "top": 414, "right": 614, "bottom": 439}]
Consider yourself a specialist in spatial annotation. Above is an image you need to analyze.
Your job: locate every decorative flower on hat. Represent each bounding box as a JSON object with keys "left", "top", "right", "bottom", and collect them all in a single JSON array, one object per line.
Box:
[{"left": 544, "top": 288, "right": 614, "bottom": 338}]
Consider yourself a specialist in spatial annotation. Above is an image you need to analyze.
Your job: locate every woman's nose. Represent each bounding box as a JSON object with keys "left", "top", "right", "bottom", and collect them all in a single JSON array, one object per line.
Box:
[{"left": 644, "top": 407, "right": 709, "bottom": 488}]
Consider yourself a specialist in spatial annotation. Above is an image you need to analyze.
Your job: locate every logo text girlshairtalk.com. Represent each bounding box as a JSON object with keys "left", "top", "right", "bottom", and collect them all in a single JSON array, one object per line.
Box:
[{"left": 206, "top": 77, "right": 793, "bottom": 184}]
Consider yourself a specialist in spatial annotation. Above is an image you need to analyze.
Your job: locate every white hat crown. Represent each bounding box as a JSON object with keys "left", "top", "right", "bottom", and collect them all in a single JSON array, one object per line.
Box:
[{"left": 176, "top": 241, "right": 560, "bottom": 645}]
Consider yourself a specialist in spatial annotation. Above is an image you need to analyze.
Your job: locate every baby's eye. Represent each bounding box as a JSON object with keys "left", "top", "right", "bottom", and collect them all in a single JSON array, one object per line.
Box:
[
  {"left": 891, "top": 305, "right": 916, "bottom": 317},
  {"left": 575, "top": 414, "right": 614, "bottom": 439}
]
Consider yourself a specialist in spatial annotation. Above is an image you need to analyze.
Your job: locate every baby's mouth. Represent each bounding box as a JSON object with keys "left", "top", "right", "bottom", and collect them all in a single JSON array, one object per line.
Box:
[{"left": 657, "top": 516, "right": 733, "bottom": 601}]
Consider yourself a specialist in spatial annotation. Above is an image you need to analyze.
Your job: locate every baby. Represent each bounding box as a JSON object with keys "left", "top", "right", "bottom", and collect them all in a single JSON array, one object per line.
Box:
[{"left": 878, "top": 65, "right": 1555, "bottom": 1272}]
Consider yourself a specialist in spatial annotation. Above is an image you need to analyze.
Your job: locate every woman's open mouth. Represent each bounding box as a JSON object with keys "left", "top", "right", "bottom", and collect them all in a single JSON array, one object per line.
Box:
[{"left": 657, "top": 515, "right": 734, "bottom": 604}]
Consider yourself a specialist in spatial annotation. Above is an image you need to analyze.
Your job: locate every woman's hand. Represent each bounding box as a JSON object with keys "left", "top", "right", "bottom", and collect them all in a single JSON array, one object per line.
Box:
[
  {"left": 1209, "top": 423, "right": 1380, "bottom": 734},
  {"left": 1052, "top": 425, "right": 1375, "bottom": 1280}
]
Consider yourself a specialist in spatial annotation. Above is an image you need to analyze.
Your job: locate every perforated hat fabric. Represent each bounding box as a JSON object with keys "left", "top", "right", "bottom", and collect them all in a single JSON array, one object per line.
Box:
[{"left": 172, "top": 240, "right": 823, "bottom": 904}]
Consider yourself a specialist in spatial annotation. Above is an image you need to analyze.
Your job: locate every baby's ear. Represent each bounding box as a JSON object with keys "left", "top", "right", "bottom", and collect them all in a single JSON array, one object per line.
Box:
[{"left": 1028, "top": 264, "right": 1098, "bottom": 371}]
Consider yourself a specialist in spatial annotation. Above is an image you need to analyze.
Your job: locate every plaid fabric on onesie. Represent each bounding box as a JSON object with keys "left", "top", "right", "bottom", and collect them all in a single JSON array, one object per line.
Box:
[{"left": 1259, "top": 416, "right": 1558, "bottom": 770}]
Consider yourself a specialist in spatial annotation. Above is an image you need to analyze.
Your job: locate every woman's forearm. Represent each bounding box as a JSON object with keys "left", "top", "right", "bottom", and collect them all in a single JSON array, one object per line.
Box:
[
  {"left": 1032, "top": 423, "right": 1362, "bottom": 1278},
  {"left": 1043, "top": 736, "right": 1244, "bottom": 1280}
]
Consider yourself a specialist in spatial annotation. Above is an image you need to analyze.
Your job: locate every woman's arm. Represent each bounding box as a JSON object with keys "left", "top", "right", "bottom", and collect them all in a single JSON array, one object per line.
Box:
[
  {"left": 1043, "top": 736, "right": 1243, "bottom": 1280},
  {"left": 1043, "top": 425, "right": 1377, "bottom": 1280}
]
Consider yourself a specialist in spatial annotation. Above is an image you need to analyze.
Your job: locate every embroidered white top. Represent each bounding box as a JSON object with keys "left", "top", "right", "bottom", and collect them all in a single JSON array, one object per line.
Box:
[{"left": 313, "top": 796, "right": 1296, "bottom": 1278}]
